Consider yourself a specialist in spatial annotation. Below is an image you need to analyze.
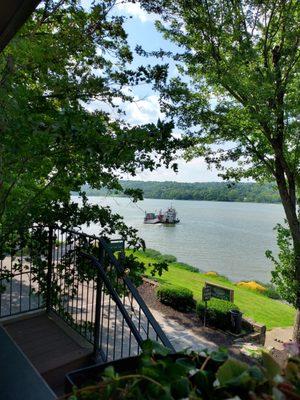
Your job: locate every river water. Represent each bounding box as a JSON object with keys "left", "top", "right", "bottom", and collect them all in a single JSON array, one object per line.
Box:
[{"left": 78, "top": 196, "right": 285, "bottom": 284}]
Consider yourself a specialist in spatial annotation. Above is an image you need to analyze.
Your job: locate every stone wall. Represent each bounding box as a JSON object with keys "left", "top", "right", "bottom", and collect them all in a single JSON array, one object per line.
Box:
[{"left": 241, "top": 317, "right": 266, "bottom": 345}]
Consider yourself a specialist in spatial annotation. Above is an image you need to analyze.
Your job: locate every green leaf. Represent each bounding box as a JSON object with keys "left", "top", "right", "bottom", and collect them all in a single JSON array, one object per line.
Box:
[
  {"left": 216, "top": 359, "right": 249, "bottom": 386},
  {"left": 170, "top": 377, "right": 190, "bottom": 399},
  {"left": 210, "top": 348, "right": 229, "bottom": 363},
  {"left": 175, "top": 357, "right": 196, "bottom": 372},
  {"left": 146, "top": 382, "right": 165, "bottom": 398},
  {"left": 141, "top": 339, "right": 172, "bottom": 356},
  {"left": 163, "top": 363, "right": 186, "bottom": 381},
  {"left": 261, "top": 352, "right": 281, "bottom": 380},
  {"left": 141, "top": 365, "right": 163, "bottom": 381},
  {"left": 103, "top": 365, "right": 115, "bottom": 379},
  {"left": 192, "top": 370, "right": 212, "bottom": 391},
  {"left": 248, "top": 366, "right": 265, "bottom": 383}
]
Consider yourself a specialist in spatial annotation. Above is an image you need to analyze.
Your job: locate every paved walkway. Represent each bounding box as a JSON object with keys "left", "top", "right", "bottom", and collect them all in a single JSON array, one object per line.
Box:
[
  {"left": 150, "top": 307, "right": 218, "bottom": 352},
  {"left": 265, "top": 327, "right": 293, "bottom": 350}
]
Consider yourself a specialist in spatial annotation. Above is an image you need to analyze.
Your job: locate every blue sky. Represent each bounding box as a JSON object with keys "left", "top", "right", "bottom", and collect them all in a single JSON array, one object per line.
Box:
[{"left": 82, "top": 1, "right": 223, "bottom": 182}]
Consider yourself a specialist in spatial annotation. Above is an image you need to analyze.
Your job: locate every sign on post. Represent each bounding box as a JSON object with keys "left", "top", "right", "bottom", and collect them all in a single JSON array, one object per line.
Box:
[
  {"left": 202, "top": 286, "right": 212, "bottom": 302},
  {"left": 108, "top": 240, "right": 125, "bottom": 253},
  {"left": 204, "top": 282, "right": 234, "bottom": 302},
  {"left": 202, "top": 286, "right": 212, "bottom": 327}
]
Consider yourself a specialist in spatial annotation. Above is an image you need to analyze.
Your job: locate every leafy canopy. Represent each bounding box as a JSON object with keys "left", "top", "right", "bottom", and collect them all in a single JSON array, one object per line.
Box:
[
  {"left": 137, "top": 0, "right": 300, "bottom": 308},
  {"left": 138, "top": 0, "right": 299, "bottom": 186},
  {"left": 0, "top": 0, "right": 182, "bottom": 243}
]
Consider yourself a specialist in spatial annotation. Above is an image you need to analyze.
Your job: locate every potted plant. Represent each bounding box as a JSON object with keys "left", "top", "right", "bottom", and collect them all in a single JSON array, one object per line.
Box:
[{"left": 65, "top": 340, "right": 300, "bottom": 399}]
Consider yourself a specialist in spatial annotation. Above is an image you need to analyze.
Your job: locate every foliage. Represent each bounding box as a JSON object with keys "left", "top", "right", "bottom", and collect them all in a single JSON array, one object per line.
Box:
[
  {"left": 253, "top": 281, "right": 282, "bottom": 300},
  {"left": 239, "top": 343, "right": 264, "bottom": 361},
  {"left": 117, "top": 253, "right": 168, "bottom": 288},
  {"left": 129, "top": 248, "right": 295, "bottom": 329},
  {"left": 68, "top": 339, "right": 300, "bottom": 400},
  {"left": 0, "top": 0, "right": 182, "bottom": 246},
  {"left": 196, "top": 298, "right": 239, "bottom": 330},
  {"left": 174, "top": 262, "right": 199, "bottom": 273},
  {"left": 157, "top": 285, "right": 196, "bottom": 311},
  {"left": 263, "top": 286, "right": 282, "bottom": 301},
  {"left": 138, "top": 248, "right": 178, "bottom": 264},
  {"left": 142, "top": 248, "right": 162, "bottom": 259},
  {"left": 137, "top": 0, "right": 300, "bottom": 338},
  {"left": 130, "top": 249, "right": 200, "bottom": 272},
  {"left": 237, "top": 281, "right": 266, "bottom": 292},
  {"left": 156, "top": 254, "right": 177, "bottom": 264},
  {"left": 266, "top": 223, "right": 297, "bottom": 306},
  {"left": 205, "top": 271, "right": 219, "bottom": 277},
  {"left": 81, "top": 180, "right": 281, "bottom": 203}
]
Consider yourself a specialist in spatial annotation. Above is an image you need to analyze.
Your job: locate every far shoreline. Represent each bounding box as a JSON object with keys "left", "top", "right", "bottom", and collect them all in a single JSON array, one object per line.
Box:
[{"left": 72, "top": 193, "right": 282, "bottom": 206}]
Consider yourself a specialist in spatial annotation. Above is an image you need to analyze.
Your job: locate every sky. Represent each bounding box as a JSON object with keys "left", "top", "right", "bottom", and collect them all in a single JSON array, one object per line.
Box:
[{"left": 83, "top": 1, "right": 223, "bottom": 182}]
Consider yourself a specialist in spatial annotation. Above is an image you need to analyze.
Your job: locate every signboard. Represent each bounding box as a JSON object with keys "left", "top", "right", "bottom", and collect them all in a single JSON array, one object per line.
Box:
[
  {"left": 202, "top": 286, "right": 212, "bottom": 302},
  {"left": 205, "top": 282, "right": 234, "bottom": 302},
  {"left": 108, "top": 240, "right": 124, "bottom": 253}
]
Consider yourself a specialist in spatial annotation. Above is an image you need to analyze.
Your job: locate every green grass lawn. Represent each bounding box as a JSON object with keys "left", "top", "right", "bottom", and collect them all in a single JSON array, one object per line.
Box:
[{"left": 128, "top": 250, "right": 295, "bottom": 330}]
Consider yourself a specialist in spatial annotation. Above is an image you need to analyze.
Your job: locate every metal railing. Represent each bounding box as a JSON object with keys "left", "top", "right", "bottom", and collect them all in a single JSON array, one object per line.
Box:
[
  {"left": 0, "top": 226, "right": 174, "bottom": 361},
  {"left": 0, "top": 226, "right": 48, "bottom": 318}
]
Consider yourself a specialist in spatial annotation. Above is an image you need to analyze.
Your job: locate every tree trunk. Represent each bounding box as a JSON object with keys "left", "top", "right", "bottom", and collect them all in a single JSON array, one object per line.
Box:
[
  {"left": 274, "top": 158, "right": 300, "bottom": 342},
  {"left": 293, "top": 310, "right": 300, "bottom": 343},
  {"left": 293, "top": 243, "right": 300, "bottom": 342}
]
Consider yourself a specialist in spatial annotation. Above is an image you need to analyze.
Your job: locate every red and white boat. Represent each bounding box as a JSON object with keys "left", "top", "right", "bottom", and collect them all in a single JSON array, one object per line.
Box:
[{"left": 144, "top": 207, "right": 180, "bottom": 225}]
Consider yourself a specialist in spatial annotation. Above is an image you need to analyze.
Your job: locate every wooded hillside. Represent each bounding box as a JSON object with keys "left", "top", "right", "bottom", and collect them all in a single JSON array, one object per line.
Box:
[{"left": 80, "top": 181, "right": 280, "bottom": 203}]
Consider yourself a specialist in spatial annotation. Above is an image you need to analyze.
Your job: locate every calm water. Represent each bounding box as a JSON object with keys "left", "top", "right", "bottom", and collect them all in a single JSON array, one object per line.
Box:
[{"left": 77, "top": 196, "right": 285, "bottom": 283}]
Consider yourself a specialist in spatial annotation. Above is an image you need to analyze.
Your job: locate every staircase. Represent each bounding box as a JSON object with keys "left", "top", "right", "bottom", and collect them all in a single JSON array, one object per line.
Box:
[{"left": 0, "top": 225, "right": 174, "bottom": 395}]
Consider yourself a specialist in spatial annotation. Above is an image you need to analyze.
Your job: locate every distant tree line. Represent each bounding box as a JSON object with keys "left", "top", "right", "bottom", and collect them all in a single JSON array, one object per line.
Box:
[{"left": 79, "top": 181, "right": 281, "bottom": 204}]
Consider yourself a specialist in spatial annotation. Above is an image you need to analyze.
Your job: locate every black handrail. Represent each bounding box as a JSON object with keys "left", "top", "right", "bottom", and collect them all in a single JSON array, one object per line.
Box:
[
  {"left": 55, "top": 228, "right": 174, "bottom": 351},
  {"left": 0, "top": 225, "right": 175, "bottom": 361},
  {"left": 81, "top": 252, "right": 145, "bottom": 347},
  {"left": 99, "top": 238, "right": 175, "bottom": 351}
]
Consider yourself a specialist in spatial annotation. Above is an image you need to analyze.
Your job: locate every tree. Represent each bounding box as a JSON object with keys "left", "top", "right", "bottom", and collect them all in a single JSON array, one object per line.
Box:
[
  {"left": 0, "top": 0, "right": 180, "bottom": 245},
  {"left": 138, "top": 0, "right": 300, "bottom": 339},
  {"left": 266, "top": 223, "right": 297, "bottom": 306}
]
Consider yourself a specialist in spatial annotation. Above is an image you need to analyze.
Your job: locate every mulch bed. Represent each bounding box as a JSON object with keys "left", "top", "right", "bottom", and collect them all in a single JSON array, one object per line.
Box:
[{"left": 138, "top": 281, "right": 251, "bottom": 361}]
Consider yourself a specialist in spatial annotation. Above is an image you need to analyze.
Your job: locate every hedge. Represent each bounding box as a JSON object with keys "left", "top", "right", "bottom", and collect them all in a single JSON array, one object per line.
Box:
[
  {"left": 157, "top": 285, "right": 196, "bottom": 312},
  {"left": 156, "top": 254, "right": 177, "bottom": 263},
  {"left": 175, "top": 262, "right": 200, "bottom": 273},
  {"left": 143, "top": 248, "right": 162, "bottom": 258},
  {"left": 196, "top": 298, "right": 240, "bottom": 330}
]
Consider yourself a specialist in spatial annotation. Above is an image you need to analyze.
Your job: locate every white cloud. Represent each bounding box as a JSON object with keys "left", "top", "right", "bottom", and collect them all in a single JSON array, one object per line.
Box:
[
  {"left": 122, "top": 158, "right": 223, "bottom": 183},
  {"left": 123, "top": 94, "right": 162, "bottom": 124},
  {"left": 81, "top": 92, "right": 162, "bottom": 124},
  {"left": 115, "top": 2, "right": 157, "bottom": 23}
]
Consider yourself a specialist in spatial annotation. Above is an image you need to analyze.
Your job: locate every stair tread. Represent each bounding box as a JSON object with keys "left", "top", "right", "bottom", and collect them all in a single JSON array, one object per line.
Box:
[{"left": 4, "top": 314, "right": 91, "bottom": 374}]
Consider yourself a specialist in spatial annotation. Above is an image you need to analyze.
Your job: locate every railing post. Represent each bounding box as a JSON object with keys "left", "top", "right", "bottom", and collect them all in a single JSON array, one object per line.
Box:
[
  {"left": 46, "top": 226, "right": 53, "bottom": 313},
  {"left": 93, "top": 241, "right": 104, "bottom": 361}
]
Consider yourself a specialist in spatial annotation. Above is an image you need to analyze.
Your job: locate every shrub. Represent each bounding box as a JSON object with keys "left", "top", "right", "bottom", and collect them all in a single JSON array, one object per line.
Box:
[
  {"left": 175, "top": 262, "right": 199, "bottom": 273},
  {"left": 143, "top": 248, "right": 161, "bottom": 259},
  {"left": 237, "top": 281, "right": 266, "bottom": 292},
  {"left": 205, "top": 271, "right": 219, "bottom": 276},
  {"left": 263, "top": 285, "right": 282, "bottom": 300},
  {"left": 156, "top": 254, "right": 177, "bottom": 263},
  {"left": 196, "top": 298, "right": 240, "bottom": 330},
  {"left": 68, "top": 339, "right": 300, "bottom": 400},
  {"left": 157, "top": 285, "right": 196, "bottom": 312}
]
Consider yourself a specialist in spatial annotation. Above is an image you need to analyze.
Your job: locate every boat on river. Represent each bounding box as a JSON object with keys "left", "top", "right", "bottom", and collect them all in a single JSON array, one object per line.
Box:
[{"left": 144, "top": 207, "right": 180, "bottom": 225}]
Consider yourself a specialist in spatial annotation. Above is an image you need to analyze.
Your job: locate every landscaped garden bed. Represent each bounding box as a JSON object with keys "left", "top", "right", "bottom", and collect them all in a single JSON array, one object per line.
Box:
[
  {"left": 65, "top": 339, "right": 300, "bottom": 400},
  {"left": 138, "top": 280, "right": 253, "bottom": 362},
  {"left": 128, "top": 249, "right": 295, "bottom": 330}
]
